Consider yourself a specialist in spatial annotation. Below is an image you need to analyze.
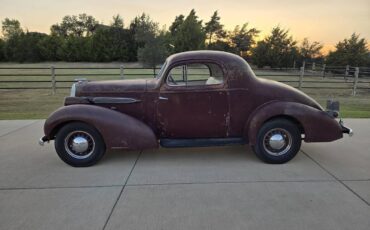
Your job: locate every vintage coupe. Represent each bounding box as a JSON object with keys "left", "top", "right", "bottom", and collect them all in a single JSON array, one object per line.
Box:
[{"left": 39, "top": 51, "right": 352, "bottom": 167}]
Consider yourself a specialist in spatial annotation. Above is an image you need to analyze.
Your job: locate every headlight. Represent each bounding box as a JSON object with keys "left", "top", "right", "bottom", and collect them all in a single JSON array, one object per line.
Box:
[
  {"left": 70, "top": 83, "right": 76, "bottom": 97},
  {"left": 71, "top": 78, "right": 87, "bottom": 97}
]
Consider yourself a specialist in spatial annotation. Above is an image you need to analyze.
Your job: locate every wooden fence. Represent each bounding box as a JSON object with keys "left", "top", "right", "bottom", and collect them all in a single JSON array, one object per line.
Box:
[{"left": 0, "top": 63, "right": 369, "bottom": 96}]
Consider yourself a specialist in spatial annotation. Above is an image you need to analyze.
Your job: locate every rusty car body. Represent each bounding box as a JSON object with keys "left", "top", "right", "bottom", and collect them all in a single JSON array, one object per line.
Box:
[{"left": 39, "top": 51, "right": 352, "bottom": 167}]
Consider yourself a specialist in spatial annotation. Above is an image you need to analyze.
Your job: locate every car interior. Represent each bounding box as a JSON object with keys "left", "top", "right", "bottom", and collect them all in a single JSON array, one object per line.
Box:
[{"left": 167, "top": 63, "right": 224, "bottom": 87}]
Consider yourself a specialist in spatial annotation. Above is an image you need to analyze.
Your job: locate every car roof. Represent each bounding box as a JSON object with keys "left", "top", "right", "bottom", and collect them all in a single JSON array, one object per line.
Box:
[{"left": 166, "top": 50, "right": 246, "bottom": 66}]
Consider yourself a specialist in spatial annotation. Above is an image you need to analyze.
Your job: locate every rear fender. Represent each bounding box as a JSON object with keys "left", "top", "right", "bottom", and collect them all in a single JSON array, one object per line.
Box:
[
  {"left": 44, "top": 104, "right": 158, "bottom": 150},
  {"left": 244, "top": 101, "right": 343, "bottom": 145}
]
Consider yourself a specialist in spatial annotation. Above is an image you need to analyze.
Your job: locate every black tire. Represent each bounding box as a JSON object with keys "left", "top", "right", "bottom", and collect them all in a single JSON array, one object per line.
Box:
[
  {"left": 252, "top": 119, "right": 301, "bottom": 164},
  {"left": 55, "top": 122, "right": 106, "bottom": 167}
]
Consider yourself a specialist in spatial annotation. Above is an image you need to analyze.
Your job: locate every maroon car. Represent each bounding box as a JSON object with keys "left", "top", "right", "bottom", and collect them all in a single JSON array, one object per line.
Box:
[{"left": 39, "top": 51, "right": 352, "bottom": 167}]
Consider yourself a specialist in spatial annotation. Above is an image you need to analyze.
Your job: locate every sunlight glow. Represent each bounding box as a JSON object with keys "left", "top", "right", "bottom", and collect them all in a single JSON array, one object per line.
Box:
[{"left": 0, "top": 0, "right": 369, "bottom": 53}]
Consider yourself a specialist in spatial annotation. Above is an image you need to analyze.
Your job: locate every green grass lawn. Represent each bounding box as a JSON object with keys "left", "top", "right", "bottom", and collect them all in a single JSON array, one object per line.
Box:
[{"left": 1, "top": 62, "right": 370, "bottom": 119}]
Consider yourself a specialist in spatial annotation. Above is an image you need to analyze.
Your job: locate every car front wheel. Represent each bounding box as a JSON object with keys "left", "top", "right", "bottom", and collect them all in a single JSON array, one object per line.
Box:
[
  {"left": 55, "top": 122, "right": 106, "bottom": 167},
  {"left": 252, "top": 119, "right": 301, "bottom": 164}
]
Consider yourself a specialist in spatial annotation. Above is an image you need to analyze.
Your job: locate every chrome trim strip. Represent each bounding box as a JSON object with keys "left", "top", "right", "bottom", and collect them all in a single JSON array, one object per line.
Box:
[
  {"left": 159, "top": 96, "right": 168, "bottom": 100},
  {"left": 70, "top": 83, "right": 76, "bottom": 97},
  {"left": 91, "top": 97, "right": 141, "bottom": 104}
]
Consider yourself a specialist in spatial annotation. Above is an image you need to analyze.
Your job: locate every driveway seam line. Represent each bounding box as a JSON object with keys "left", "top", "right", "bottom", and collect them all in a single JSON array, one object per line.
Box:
[
  {"left": 301, "top": 149, "right": 370, "bottom": 206},
  {"left": 0, "top": 120, "right": 40, "bottom": 138},
  {"left": 0, "top": 179, "right": 336, "bottom": 191},
  {"left": 0, "top": 185, "right": 123, "bottom": 191},
  {"left": 0, "top": 179, "right": 337, "bottom": 191},
  {"left": 125, "top": 179, "right": 336, "bottom": 187},
  {"left": 102, "top": 150, "right": 143, "bottom": 230}
]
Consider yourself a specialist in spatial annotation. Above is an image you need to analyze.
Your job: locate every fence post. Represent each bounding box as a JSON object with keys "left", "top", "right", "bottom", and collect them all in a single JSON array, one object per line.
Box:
[
  {"left": 120, "top": 65, "right": 124, "bottom": 79},
  {"left": 51, "top": 65, "right": 56, "bottom": 95},
  {"left": 299, "top": 65, "right": 305, "bottom": 90},
  {"left": 153, "top": 67, "right": 156, "bottom": 78},
  {"left": 345, "top": 64, "right": 349, "bottom": 81},
  {"left": 321, "top": 64, "right": 326, "bottom": 78},
  {"left": 352, "top": 67, "right": 359, "bottom": 96},
  {"left": 312, "top": 62, "right": 316, "bottom": 71},
  {"left": 293, "top": 60, "right": 296, "bottom": 69}
]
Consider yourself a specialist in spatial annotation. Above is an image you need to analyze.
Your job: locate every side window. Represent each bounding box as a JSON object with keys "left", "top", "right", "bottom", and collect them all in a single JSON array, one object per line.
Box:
[
  {"left": 167, "top": 65, "right": 187, "bottom": 86},
  {"left": 205, "top": 63, "right": 224, "bottom": 85},
  {"left": 187, "top": 63, "right": 211, "bottom": 86},
  {"left": 167, "top": 63, "right": 224, "bottom": 86}
]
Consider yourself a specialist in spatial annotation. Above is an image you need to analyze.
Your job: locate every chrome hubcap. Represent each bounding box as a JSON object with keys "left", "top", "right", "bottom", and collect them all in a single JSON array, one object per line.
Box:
[
  {"left": 269, "top": 134, "right": 286, "bottom": 150},
  {"left": 263, "top": 128, "right": 292, "bottom": 156},
  {"left": 71, "top": 136, "right": 89, "bottom": 153},
  {"left": 64, "top": 131, "right": 95, "bottom": 159}
]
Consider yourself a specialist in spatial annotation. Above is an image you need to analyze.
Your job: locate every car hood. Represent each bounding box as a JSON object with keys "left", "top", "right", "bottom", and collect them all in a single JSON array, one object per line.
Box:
[
  {"left": 256, "top": 78, "right": 323, "bottom": 111},
  {"left": 76, "top": 79, "right": 158, "bottom": 96}
]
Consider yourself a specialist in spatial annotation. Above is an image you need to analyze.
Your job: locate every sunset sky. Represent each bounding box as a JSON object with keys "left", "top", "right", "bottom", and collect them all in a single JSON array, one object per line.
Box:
[{"left": 0, "top": 0, "right": 369, "bottom": 53}]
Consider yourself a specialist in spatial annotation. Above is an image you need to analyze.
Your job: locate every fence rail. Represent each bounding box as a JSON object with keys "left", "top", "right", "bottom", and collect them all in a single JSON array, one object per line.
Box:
[{"left": 1, "top": 63, "right": 370, "bottom": 96}]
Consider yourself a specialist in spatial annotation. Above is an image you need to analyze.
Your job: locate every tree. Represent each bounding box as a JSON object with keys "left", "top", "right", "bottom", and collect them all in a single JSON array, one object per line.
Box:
[
  {"left": 252, "top": 26, "right": 298, "bottom": 68},
  {"left": 0, "top": 38, "right": 5, "bottom": 61},
  {"left": 125, "top": 27, "right": 139, "bottom": 62},
  {"left": 38, "top": 35, "right": 64, "bottom": 61},
  {"left": 169, "top": 15, "right": 184, "bottom": 37},
  {"left": 171, "top": 9, "right": 205, "bottom": 52},
  {"left": 1, "top": 18, "right": 23, "bottom": 40},
  {"left": 48, "top": 14, "right": 99, "bottom": 62},
  {"left": 128, "top": 13, "right": 161, "bottom": 62},
  {"left": 2, "top": 19, "right": 23, "bottom": 61},
  {"left": 111, "top": 14, "right": 124, "bottom": 28},
  {"left": 59, "top": 36, "right": 91, "bottom": 61},
  {"left": 90, "top": 26, "right": 131, "bottom": 62},
  {"left": 326, "top": 33, "right": 369, "bottom": 66},
  {"left": 51, "top": 14, "right": 98, "bottom": 37},
  {"left": 130, "top": 13, "right": 158, "bottom": 45},
  {"left": 4, "top": 32, "right": 48, "bottom": 62},
  {"left": 204, "top": 11, "right": 226, "bottom": 46},
  {"left": 130, "top": 14, "right": 169, "bottom": 66},
  {"left": 251, "top": 41, "right": 270, "bottom": 67},
  {"left": 168, "top": 15, "right": 184, "bottom": 53},
  {"left": 299, "top": 38, "right": 323, "bottom": 61},
  {"left": 3, "top": 34, "right": 19, "bottom": 61},
  {"left": 20, "top": 32, "right": 49, "bottom": 62},
  {"left": 229, "top": 23, "right": 259, "bottom": 57},
  {"left": 138, "top": 31, "right": 169, "bottom": 68},
  {"left": 207, "top": 40, "right": 234, "bottom": 53}
]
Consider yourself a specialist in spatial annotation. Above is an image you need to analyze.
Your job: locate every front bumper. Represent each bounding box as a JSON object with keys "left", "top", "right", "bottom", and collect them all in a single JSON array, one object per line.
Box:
[
  {"left": 339, "top": 120, "right": 353, "bottom": 137},
  {"left": 38, "top": 136, "right": 48, "bottom": 146}
]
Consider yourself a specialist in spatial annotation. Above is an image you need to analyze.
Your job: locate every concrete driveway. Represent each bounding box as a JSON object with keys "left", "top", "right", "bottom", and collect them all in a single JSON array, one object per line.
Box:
[{"left": 0, "top": 119, "right": 369, "bottom": 230}]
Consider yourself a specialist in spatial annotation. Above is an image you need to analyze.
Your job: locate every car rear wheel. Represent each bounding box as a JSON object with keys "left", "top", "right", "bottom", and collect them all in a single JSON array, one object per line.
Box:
[
  {"left": 55, "top": 122, "right": 106, "bottom": 167},
  {"left": 252, "top": 119, "right": 301, "bottom": 164}
]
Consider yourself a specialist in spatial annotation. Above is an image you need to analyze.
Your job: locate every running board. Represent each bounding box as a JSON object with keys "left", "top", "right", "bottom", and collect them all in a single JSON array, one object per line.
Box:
[{"left": 160, "top": 138, "right": 245, "bottom": 148}]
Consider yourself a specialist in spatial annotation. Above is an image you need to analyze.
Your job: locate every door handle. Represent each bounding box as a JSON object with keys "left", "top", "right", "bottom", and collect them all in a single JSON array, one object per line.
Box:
[{"left": 159, "top": 96, "right": 168, "bottom": 100}]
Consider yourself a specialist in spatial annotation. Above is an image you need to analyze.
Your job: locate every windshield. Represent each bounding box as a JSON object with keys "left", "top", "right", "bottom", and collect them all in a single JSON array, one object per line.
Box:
[{"left": 156, "top": 61, "right": 167, "bottom": 79}]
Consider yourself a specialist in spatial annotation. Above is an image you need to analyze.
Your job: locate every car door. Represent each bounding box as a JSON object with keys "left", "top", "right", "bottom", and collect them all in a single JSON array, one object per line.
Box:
[{"left": 157, "top": 62, "right": 229, "bottom": 138}]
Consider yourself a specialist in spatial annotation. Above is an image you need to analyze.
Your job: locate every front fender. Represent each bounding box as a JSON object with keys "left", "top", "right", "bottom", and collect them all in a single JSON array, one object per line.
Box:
[
  {"left": 244, "top": 101, "right": 343, "bottom": 145},
  {"left": 44, "top": 104, "right": 158, "bottom": 150}
]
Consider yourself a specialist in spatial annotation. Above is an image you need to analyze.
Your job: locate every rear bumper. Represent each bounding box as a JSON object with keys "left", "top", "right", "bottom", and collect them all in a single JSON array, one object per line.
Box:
[{"left": 326, "top": 100, "right": 353, "bottom": 137}]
